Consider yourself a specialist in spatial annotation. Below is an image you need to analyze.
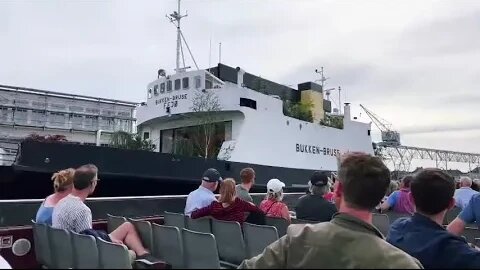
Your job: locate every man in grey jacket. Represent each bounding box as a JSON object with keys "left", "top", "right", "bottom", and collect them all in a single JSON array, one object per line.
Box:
[{"left": 239, "top": 152, "right": 422, "bottom": 269}]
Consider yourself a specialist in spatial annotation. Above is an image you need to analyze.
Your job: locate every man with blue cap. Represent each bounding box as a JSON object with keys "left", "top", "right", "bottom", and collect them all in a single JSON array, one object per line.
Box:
[{"left": 185, "top": 168, "right": 223, "bottom": 216}]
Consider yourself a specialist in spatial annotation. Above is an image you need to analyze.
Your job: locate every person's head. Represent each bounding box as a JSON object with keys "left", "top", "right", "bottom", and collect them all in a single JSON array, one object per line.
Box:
[
  {"left": 52, "top": 168, "right": 75, "bottom": 193},
  {"left": 309, "top": 171, "right": 330, "bottom": 196},
  {"left": 386, "top": 181, "right": 399, "bottom": 196},
  {"left": 400, "top": 175, "right": 413, "bottom": 189},
  {"left": 240, "top": 167, "right": 255, "bottom": 189},
  {"left": 411, "top": 168, "right": 455, "bottom": 217},
  {"left": 334, "top": 152, "right": 390, "bottom": 211},
  {"left": 472, "top": 179, "right": 480, "bottom": 192},
  {"left": 219, "top": 178, "right": 236, "bottom": 204},
  {"left": 459, "top": 176, "right": 473, "bottom": 188},
  {"left": 201, "top": 168, "right": 223, "bottom": 191},
  {"left": 266, "top": 178, "right": 285, "bottom": 202},
  {"left": 73, "top": 164, "right": 99, "bottom": 196}
]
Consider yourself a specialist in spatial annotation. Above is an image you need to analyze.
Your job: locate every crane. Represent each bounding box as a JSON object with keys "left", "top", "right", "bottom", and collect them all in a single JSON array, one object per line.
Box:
[{"left": 359, "top": 104, "right": 401, "bottom": 147}]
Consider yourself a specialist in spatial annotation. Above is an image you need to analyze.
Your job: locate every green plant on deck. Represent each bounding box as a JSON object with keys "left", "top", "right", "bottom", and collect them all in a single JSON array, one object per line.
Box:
[
  {"left": 109, "top": 131, "right": 155, "bottom": 151},
  {"left": 284, "top": 100, "right": 314, "bottom": 123},
  {"left": 320, "top": 114, "right": 344, "bottom": 129}
]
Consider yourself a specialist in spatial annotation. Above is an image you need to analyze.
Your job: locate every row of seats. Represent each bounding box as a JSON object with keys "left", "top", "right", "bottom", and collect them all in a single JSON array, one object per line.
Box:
[
  {"left": 32, "top": 220, "right": 139, "bottom": 269},
  {"left": 163, "top": 211, "right": 300, "bottom": 237},
  {"left": 161, "top": 212, "right": 281, "bottom": 268}
]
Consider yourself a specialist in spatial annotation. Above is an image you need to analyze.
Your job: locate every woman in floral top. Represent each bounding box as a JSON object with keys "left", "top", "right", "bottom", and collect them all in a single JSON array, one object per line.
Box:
[{"left": 259, "top": 178, "right": 291, "bottom": 222}]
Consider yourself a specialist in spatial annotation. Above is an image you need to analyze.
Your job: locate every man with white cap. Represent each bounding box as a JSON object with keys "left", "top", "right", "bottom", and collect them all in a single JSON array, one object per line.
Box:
[
  {"left": 184, "top": 168, "right": 223, "bottom": 216},
  {"left": 259, "top": 178, "right": 291, "bottom": 222}
]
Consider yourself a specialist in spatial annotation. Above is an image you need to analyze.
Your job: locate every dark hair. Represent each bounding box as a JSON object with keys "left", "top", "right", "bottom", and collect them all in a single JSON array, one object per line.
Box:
[
  {"left": 472, "top": 182, "right": 480, "bottom": 192},
  {"left": 338, "top": 152, "right": 390, "bottom": 210},
  {"left": 411, "top": 168, "right": 455, "bottom": 215},
  {"left": 73, "top": 164, "right": 98, "bottom": 190},
  {"left": 240, "top": 168, "right": 255, "bottom": 184},
  {"left": 402, "top": 175, "right": 413, "bottom": 188}
]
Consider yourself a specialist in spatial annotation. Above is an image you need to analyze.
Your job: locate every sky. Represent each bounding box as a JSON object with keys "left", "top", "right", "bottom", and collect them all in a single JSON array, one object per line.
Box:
[{"left": 1, "top": 0, "right": 480, "bottom": 171}]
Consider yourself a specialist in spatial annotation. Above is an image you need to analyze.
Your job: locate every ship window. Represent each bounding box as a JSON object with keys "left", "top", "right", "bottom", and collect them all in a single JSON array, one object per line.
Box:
[
  {"left": 148, "top": 88, "right": 152, "bottom": 99},
  {"left": 183, "top": 77, "right": 189, "bottom": 89},
  {"left": 195, "top": 76, "right": 201, "bottom": 89},
  {"left": 160, "top": 129, "right": 174, "bottom": 154},
  {"left": 240, "top": 98, "right": 257, "bottom": 110},
  {"left": 143, "top": 132, "right": 150, "bottom": 140},
  {"left": 368, "top": 130, "right": 371, "bottom": 136},
  {"left": 175, "top": 79, "right": 181, "bottom": 90},
  {"left": 160, "top": 83, "right": 165, "bottom": 93},
  {"left": 205, "top": 74, "right": 213, "bottom": 89},
  {"left": 154, "top": 84, "right": 159, "bottom": 96},
  {"left": 167, "top": 81, "right": 172, "bottom": 92}
]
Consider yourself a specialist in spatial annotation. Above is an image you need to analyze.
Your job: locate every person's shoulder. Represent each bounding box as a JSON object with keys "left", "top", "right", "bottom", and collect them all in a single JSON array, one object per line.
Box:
[
  {"left": 298, "top": 194, "right": 309, "bottom": 200},
  {"left": 381, "top": 244, "right": 423, "bottom": 268},
  {"left": 391, "top": 190, "right": 400, "bottom": 196},
  {"left": 390, "top": 216, "right": 411, "bottom": 228},
  {"left": 472, "top": 193, "right": 480, "bottom": 201}
]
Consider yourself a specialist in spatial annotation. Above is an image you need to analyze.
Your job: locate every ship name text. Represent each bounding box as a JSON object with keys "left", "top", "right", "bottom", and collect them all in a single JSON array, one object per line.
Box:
[{"left": 296, "top": 143, "right": 340, "bottom": 156}]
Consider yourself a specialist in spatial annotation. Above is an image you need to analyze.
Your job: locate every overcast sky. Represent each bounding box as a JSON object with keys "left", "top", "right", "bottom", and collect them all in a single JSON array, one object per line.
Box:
[{"left": 1, "top": 0, "right": 480, "bottom": 171}]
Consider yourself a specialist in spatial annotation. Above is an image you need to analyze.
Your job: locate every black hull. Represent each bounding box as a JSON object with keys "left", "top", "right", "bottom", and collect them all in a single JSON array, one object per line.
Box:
[{"left": 3, "top": 141, "right": 321, "bottom": 199}]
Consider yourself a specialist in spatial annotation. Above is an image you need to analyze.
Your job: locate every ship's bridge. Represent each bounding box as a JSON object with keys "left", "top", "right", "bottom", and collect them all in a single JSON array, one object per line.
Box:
[{"left": 136, "top": 67, "right": 286, "bottom": 127}]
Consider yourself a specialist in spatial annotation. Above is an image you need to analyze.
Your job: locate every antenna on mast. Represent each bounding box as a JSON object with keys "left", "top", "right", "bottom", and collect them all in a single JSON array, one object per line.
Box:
[
  {"left": 166, "top": 0, "right": 199, "bottom": 73},
  {"left": 315, "top": 67, "right": 329, "bottom": 90},
  {"left": 219, "top": 42, "right": 222, "bottom": 63}
]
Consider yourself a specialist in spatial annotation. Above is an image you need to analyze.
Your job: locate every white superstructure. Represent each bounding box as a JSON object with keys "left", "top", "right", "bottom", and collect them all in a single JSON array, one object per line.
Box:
[
  {"left": 137, "top": 0, "right": 373, "bottom": 172},
  {"left": 137, "top": 65, "right": 374, "bottom": 171}
]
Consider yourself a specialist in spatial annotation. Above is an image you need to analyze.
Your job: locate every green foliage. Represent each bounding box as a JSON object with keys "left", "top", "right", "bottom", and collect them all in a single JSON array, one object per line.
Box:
[
  {"left": 25, "top": 133, "right": 68, "bottom": 142},
  {"left": 109, "top": 131, "right": 155, "bottom": 151},
  {"left": 320, "top": 114, "right": 344, "bottom": 129},
  {"left": 285, "top": 101, "right": 314, "bottom": 122}
]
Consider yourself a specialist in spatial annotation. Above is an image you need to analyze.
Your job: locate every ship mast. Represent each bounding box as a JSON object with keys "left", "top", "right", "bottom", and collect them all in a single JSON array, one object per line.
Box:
[{"left": 167, "top": 0, "right": 199, "bottom": 73}]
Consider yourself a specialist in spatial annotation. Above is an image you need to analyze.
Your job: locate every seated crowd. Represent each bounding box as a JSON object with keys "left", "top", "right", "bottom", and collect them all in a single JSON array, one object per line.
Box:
[{"left": 35, "top": 152, "right": 480, "bottom": 269}]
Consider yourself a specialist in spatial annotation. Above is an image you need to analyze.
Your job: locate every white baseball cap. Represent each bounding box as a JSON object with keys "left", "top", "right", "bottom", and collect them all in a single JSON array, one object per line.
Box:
[{"left": 267, "top": 178, "right": 285, "bottom": 193}]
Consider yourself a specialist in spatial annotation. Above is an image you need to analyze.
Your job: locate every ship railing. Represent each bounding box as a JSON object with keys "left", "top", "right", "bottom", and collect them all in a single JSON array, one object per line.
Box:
[{"left": 0, "top": 192, "right": 305, "bottom": 204}]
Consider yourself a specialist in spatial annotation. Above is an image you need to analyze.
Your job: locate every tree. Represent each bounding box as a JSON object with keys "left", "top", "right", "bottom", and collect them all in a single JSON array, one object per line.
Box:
[
  {"left": 109, "top": 131, "right": 155, "bottom": 151},
  {"left": 320, "top": 114, "right": 344, "bottom": 129},
  {"left": 190, "top": 89, "right": 222, "bottom": 159},
  {"left": 284, "top": 100, "right": 314, "bottom": 122}
]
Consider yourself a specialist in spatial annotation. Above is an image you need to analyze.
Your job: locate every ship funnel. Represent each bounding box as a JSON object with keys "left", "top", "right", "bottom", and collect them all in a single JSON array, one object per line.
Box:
[
  {"left": 344, "top": 103, "right": 351, "bottom": 120},
  {"left": 236, "top": 67, "right": 245, "bottom": 88}
]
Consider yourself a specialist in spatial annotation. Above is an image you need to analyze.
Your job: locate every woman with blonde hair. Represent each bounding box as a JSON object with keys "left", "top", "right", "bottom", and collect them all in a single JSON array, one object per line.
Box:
[
  {"left": 35, "top": 168, "right": 75, "bottom": 225},
  {"left": 191, "top": 178, "right": 262, "bottom": 223}
]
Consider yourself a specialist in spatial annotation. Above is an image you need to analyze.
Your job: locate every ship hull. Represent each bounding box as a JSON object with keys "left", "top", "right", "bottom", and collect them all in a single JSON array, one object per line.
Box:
[{"left": 3, "top": 141, "right": 324, "bottom": 199}]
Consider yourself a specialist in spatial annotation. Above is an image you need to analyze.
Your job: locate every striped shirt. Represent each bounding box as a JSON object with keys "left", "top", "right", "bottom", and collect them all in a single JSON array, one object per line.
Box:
[{"left": 52, "top": 195, "right": 92, "bottom": 233}]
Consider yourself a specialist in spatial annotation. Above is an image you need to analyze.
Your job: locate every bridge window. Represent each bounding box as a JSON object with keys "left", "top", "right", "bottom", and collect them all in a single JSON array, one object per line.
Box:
[
  {"left": 154, "top": 84, "right": 159, "bottom": 96},
  {"left": 148, "top": 88, "right": 152, "bottom": 99},
  {"left": 183, "top": 77, "right": 189, "bottom": 89},
  {"left": 160, "top": 82, "right": 165, "bottom": 93},
  {"left": 195, "top": 76, "right": 201, "bottom": 89},
  {"left": 240, "top": 98, "right": 257, "bottom": 110},
  {"left": 205, "top": 74, "right": 213, "bottom": 89},
  {"left": 167, "top": 81, "right": 172, "bottom": 92},
  {"left": 175, "top": 79, "right": 181, "bottom": 90}
]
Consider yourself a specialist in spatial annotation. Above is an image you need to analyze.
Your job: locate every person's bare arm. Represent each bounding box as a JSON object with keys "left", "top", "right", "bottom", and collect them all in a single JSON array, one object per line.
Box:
[{"left": 447, "top": 217, "right": 466, "bottom": 236}]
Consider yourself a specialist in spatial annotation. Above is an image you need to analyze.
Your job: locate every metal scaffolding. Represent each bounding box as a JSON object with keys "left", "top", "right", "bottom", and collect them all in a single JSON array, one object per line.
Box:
[{"left": 375, "top": 143, "right": 480, "bottom": 172}]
